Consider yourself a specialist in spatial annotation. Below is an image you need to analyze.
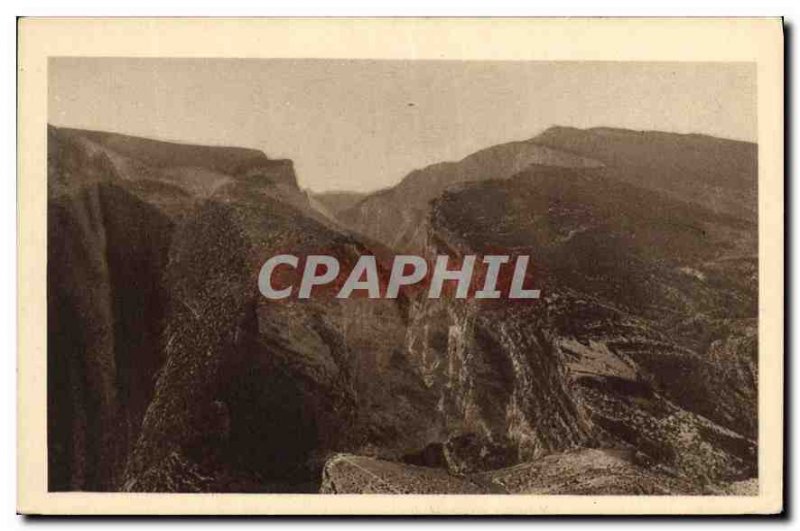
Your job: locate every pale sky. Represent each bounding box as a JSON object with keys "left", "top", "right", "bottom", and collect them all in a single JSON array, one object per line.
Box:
[{"left": 49, "top": 59, "right": 756, "bottom": 193}]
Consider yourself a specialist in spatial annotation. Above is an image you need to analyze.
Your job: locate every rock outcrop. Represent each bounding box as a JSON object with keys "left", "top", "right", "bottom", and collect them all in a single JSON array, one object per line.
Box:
[
  {"left": 396, "top": 166, "right": 757, "bottom": 487},
  {"left": 48, "top": 126, "right": 439, "bottom": 491}
]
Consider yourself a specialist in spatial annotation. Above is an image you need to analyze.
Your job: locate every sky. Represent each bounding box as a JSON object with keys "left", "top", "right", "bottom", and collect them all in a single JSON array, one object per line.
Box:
[{"left": 49, "top": 59, "right": 756, "bottom": 193}]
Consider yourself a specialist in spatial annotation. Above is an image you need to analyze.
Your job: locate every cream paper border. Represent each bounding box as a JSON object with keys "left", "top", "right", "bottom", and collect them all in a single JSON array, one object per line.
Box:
[{"left": 17, "top": 17, "right": 784, "bottom": 515}]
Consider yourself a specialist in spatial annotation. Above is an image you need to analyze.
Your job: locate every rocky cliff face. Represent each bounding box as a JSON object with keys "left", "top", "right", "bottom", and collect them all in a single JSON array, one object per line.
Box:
[
  {"left": 48, "top": 125, "right": 758, "bottom": 494},
  {"left": 393, "top": 165, "right": 757, "bottom": 488},
  {"left": 48, "top": 126, "right": 190, "bottom": 490},
  {"left": 48, "top": 126, "right": 439, "bottom": 492}
]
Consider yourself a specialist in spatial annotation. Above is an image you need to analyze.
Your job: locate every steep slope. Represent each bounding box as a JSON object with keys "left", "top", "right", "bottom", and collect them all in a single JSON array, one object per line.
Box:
[
  {"left": 339, "top": 139, "right": 603, "bottom": 251},
  {"left": 533, "top": 126, "right": 758, "bottom": 222},
  {"left": 47, "top": 126, "right": 197, "bottom": 490},
  {"left": 328, "top": 129, "right": 758, "bottom": 492},
  {"left": 339, "top": 126, "right": 757, "bottom": 251},
  {"left": 399, "top": 166, "right": 757, "bottom": 488},
  {"left": 47, "top": 126, "right": 439, "bottom": 492},
  {"left": 121, "top": 182, "right": 440, "bottom": 492}
]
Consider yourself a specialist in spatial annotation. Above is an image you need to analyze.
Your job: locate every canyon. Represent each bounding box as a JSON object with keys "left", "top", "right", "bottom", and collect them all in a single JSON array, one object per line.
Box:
[{"left": 47, "top": 124, "right": 758, "bottom": 494}]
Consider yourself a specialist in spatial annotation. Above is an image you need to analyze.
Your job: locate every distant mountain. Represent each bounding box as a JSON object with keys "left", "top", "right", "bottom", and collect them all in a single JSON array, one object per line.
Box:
[
  {"left": 311, "top": 191, "right": 368, "bottom": 218},
  {"left": 534, "top": 126, "right": 758, "bottom": 221},
  {"left": 339, "top": 139, "right": 603, "bottom": 251},
  {"left": 337, "top": 127, "right": 757, "bottom": 251}
]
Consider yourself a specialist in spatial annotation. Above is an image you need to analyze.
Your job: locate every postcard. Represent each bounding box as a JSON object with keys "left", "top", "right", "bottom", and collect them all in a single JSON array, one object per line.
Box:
[{"left": 17, "top": 17, "right": 784, "bottom": 515}]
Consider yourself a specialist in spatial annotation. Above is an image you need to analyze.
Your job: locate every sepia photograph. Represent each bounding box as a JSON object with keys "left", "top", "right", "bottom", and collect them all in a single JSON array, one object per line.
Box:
[{"left": 17, "top": 17, "right": 784, "bottom": 515}]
